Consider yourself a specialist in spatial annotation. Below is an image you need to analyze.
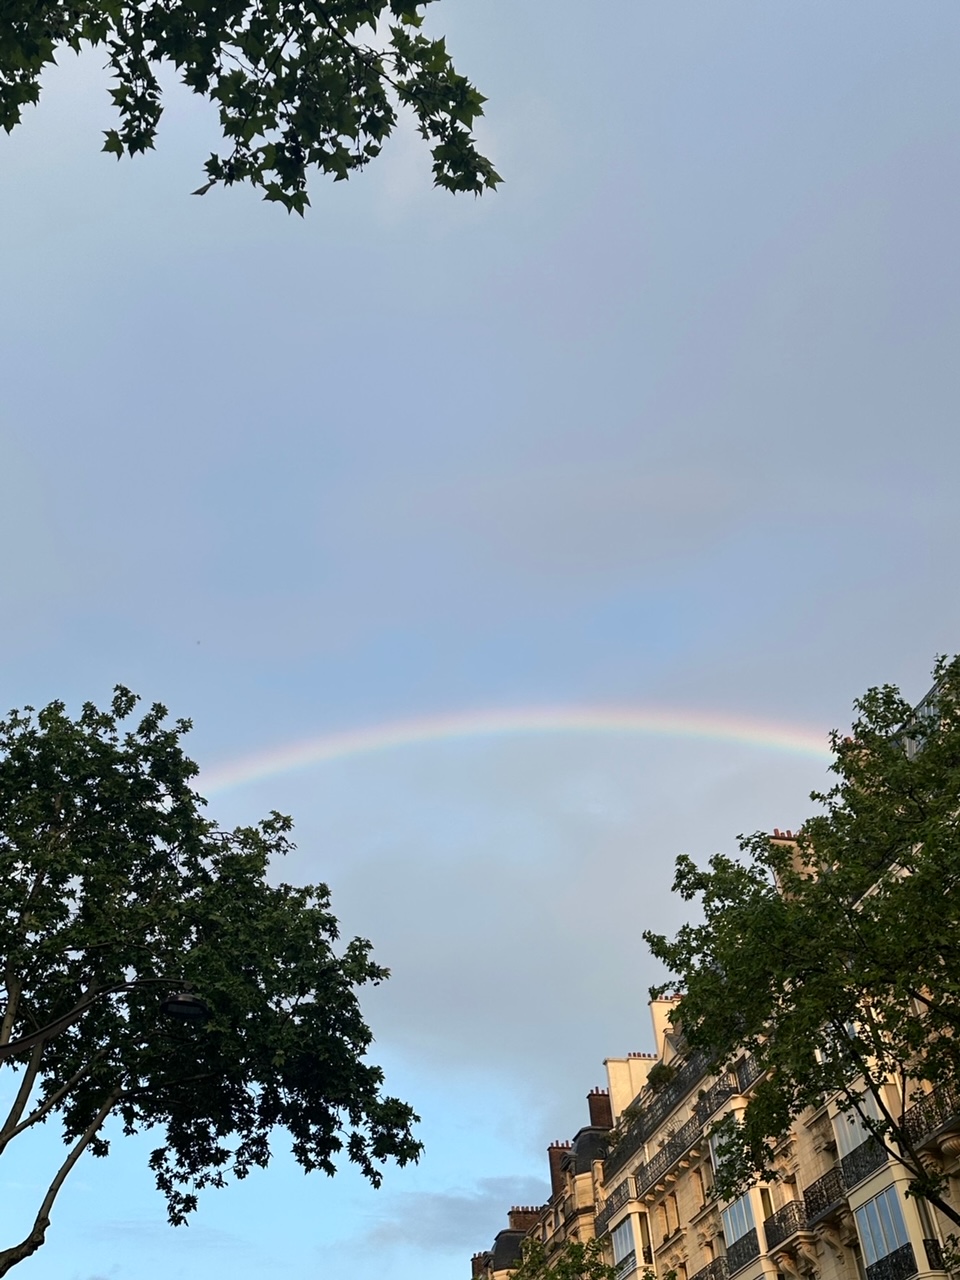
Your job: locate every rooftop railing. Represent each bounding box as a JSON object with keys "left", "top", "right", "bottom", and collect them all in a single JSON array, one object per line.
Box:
[{"left": 606, "top": 1051, "right": 711, "bottom": 1178}]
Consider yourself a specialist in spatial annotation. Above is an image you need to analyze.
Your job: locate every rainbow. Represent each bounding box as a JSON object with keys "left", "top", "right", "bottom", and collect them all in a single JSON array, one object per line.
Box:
[{"left": 199, "top": 706, "right": 832, "bottom": 794}]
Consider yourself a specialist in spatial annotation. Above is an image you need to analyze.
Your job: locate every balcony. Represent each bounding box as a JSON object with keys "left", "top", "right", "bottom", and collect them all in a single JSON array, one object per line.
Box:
[
  {"left": 923, "top": 1239, "right": 946, "bottom": 1271},
  {"left": 865, "top": 1243, "right": 918, "bottom": 1280},
  {"left": 735, "top": 1055, "right": 764, "bottom": 1094},
  {"left": 690, "top": 1259, "right": 730, "bottom": 1280},
  {"left": 803, "top": 1166, "right": 846, "bottom": 1225},
  {"left": 763, "top": 1200, "right": 808, "bottom": 1250},
  {"left": 635, "top": 1113, "right": 704, "bottom": 1197},
  {"left": 607, "top": 1123, "right": 650, "bottom": 1181},
  {"left": 615, "top": 1249, "right": 638, "bottom": 1280},
  {"left": 695, "top": 1074, "right": 738, "bottom": 1127},
  {"left": 597, "top": 1178, "right": 635, "bottom": 1232},
  {"left": 840, "top": 1138, "right": 888, "bottom": 1190},
  {"left": 726, "top": 1228, "right": 761, "bottom": 1275},
  {"left": 606, "top": 1052, "right": 713, "bottom": 1179},
  {"left": 902, "top": 1080, "right": 960, "bottom": 1148}
]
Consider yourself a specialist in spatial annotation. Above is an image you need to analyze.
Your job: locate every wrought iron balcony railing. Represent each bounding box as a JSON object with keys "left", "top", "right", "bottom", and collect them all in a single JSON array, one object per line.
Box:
[
  {"left": 635, "top": 1113, "right": 704, "bottom": 1197},
  {"left": 865, "top": 1243, "right": 917, "bottom": 1280},
  {"left": 840, "top": 1137, "right": 888, "bottom": 1189},
  {"left": 606, "top": 1121, "right": 649, "bottom": 1181},
  {"left": 640, "top": 1050, "right": 712, "bottom": 1132},
  {"left": 803, "top": 1165, "right": 846, "bottom": 1224},
  {"left": 726, "top": 1229, "right": 761, "bottom": 1275},
  {"left": 607, "top": 1050, "right": 714, "bottom": 1179},
  {"left": 597, "top": 1178, "right": 635, "bottom": 1231},
  {"left": 902, "top": 1079, "right": 960, "bottom": 1147},
  {"left": 923, "top": 1239, "right": 946, "bottom": 1271},
  {"left": 689, "top": 1258, "right": 730, "bottom": 1280},
  {"left": 763, "top": 1200, "right": 808, "bottom": 1250},
  {"left": 735, "top": 1054, "right": 764, "bottom": 1093},
  {"left": 615, "top": 1249, "right": 638, "bottom": 1280},
  {"left": 695, "top": 1074, "right": 739, "bottom": 1127}
]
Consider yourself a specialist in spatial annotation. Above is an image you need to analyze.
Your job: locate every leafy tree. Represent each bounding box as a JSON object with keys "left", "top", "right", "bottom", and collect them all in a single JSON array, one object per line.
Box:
[
  {"left": 644, "top": 656, "right": 960, "bottom": 1229},
  {"left": 0, "top": 0, "right": 500, "bottom": 212},
  {"left": 0, "top": 688, "right": 421, "bottom": 1275},
  {"left": 511, "top": 1236, "right": 617, "bottom": 1280}
]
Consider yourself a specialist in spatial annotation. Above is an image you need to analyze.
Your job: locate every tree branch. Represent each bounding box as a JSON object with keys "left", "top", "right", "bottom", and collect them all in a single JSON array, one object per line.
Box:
[
  {"left": 0, "top": 1042, "right": 44, "bottom": 1151},
  {"left": 0, "top": 978, "right": 180, "bottom": 1063},
  {"left": 0, "top": 1049, "right": 108, "bottom": 1157},
  {"left": 0, "top": 977, "right": 22, "bottom": 1047},
  {"left": 0, "top": 1087, "right": 121, "bottom": 1277}
]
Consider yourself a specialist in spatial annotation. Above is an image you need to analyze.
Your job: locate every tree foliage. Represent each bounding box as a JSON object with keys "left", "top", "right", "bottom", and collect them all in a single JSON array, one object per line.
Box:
[
  {"left": 0, "top": 0, "right": 500, "bottom": 212},
  {"left": 511, "top": 1237, "right": 617, "bottom": 1280},
  {"left": 0, "top": 688, "right": 421, "bottom": 1274},
  {"left": 644, "top": 656, "right": 960, "bottom": 1228}
]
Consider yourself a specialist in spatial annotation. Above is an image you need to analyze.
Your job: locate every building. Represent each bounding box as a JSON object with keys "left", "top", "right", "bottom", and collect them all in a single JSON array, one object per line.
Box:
[
  {"left": 472, "top": 1089, "right": 614, "bottom": 1279},
  {"left": 471, "top": 844, "right": 960, "bottom": 1280}
]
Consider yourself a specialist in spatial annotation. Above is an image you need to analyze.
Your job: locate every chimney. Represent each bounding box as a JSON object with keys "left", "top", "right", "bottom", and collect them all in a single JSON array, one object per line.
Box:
[
  {"left": 508, "top": 1206, "right": 542, "bottom": 1232},
  {"left": 547, "top": 1141, "right": 571, "bottom": 1197},
  {"left": 587, "top": 1087, "right": 613, "bottom": 1129},
  {"left": 471, "top": 1253, "right": 489, "bottom": 1279}
]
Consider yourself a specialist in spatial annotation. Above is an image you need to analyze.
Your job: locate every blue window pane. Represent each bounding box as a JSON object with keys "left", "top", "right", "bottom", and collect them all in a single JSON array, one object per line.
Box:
[
  {"left": 856, "top": 1186, "right": 910, "bottom": 1265},
  {"left": 612, "top": 1218, "right": 634, "bottom": 1262}
]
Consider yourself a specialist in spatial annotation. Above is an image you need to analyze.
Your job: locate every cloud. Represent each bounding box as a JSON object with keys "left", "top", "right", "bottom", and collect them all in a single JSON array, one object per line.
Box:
[
  {"left": 83, "top": 1218, "right": 244, "bottom": 1251},
  {"left": 362, "top": 1176, "right": 550, "bottom": 1252},
  {"left": 275, "top": 732, "right": 829, "bottom": 1150}
]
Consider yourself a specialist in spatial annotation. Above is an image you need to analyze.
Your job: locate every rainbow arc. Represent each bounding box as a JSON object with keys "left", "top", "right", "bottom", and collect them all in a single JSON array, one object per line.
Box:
[{"left": 200, "top": 705, "right": 832, "bottom": 794}]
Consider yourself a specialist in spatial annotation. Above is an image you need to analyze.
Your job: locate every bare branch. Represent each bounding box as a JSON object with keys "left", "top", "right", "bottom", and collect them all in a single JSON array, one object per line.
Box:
[
  {"left": 0, "top": 977, "right": 22, "bottom": 1048},
  {"left": 0, "top": 1042, "right": 44, "bottom": 1150},
  {"left": 0, "top": 1049, "right": 108, "bottom": 1156},
  {"left": 0, "top": 1087, "right": 121, "bottom": 1277}
]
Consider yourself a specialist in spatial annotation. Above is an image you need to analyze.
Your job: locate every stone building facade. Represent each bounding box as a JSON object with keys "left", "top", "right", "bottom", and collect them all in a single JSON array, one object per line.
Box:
[{"left": 473, "top": 996, "right": 960, "bottom": 1280}]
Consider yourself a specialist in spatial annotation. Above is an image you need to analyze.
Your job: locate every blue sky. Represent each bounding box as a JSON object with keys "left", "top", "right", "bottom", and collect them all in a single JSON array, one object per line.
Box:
[{"left": 2, "top": 1, "right": 960, "bottom": 1276}]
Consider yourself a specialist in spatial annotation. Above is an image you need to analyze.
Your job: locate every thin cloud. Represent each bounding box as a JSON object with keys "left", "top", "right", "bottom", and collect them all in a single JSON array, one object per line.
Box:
[{"left": 363, "top": 1176, "right": 549, "bottom": 1252}]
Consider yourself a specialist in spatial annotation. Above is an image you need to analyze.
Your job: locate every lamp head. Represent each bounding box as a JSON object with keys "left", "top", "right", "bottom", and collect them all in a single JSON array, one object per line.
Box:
[{"left": 160, "top": 991, "right": 211, "bottom": 1024}]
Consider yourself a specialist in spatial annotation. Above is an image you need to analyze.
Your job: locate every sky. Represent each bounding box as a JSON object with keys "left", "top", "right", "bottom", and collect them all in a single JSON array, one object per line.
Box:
[{"left": 1, "top": 0, "right": 960, "bottom": 1276}]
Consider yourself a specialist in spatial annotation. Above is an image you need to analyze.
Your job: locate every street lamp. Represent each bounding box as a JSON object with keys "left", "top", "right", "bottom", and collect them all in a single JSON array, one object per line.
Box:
[
  {"left": 0, "top": 979, "right": 213, "bottom": 1062},
  {"left": 160, "top": 990, "right": 211, "bottom": 1024}
]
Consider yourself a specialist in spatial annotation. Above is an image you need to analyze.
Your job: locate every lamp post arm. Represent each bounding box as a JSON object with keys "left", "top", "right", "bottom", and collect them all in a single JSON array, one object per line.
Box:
[{"left": 0, "top": 980, "right": 181, "bottom": 1064}]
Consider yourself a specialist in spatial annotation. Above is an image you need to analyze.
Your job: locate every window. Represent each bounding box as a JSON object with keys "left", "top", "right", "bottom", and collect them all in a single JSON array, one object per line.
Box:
[
  {"left": 854, "top": 1187, "right": 910, "bottom": 1266},
  {"left": 667, "top": 1193, "right": 680, "bottom": 1235},
  {"left": 693, "top": 1168, "right": 706, "bottom": 1208},
  {"left": 612, "top": 1218, "right": 635, "bottom": 1264},
  {"left": 834, "top": 1094, "right": 881, "bottom": 1158},
  {"left": 709, "top": 1120, "right": 742, "bottom": 1181},
  {"left": 639, "top": 1214, "right": 652, "bottom": 1254},
  {"left": 709, "top": 1130, "right": 725, "bottom": 1168},
  {"left": 721, "top": 1194, "right": 756, "bottom": 1245}
]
